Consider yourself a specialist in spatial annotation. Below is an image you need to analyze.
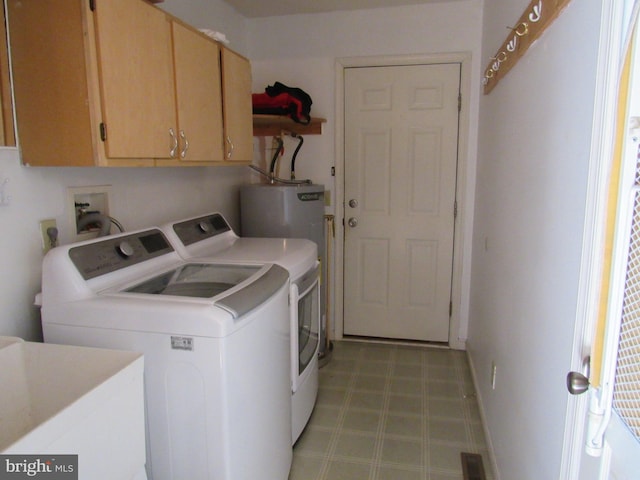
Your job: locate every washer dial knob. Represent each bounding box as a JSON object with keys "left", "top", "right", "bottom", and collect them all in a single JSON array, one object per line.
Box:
[{"left": 116, "top": 240, "right": 134, "bottom": 258}]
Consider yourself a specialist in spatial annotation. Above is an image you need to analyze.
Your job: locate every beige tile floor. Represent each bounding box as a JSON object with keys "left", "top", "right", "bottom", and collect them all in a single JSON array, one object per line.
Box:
[{"left": 289, "top": 341, "right": 494, "bottom": 480}]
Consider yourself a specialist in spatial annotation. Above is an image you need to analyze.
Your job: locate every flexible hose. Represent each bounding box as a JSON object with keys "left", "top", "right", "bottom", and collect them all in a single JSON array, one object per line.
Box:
[
  {"left": 108, "top": 216, "right": 125, "bottom": 232},
  {"left": 269, "top": 137, "right": 284, "bottom": 181},
  {"left": 290, "top": 134, "right": 304, "bottom": 180},
  {"left": 76, "top": 213, "right": 112, "bottom": 237}
]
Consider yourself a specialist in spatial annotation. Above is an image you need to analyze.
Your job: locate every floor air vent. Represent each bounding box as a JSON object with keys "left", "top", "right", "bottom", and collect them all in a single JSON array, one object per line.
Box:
[{"left": 461, "top": 452, "right": 487, "bottom": 480}]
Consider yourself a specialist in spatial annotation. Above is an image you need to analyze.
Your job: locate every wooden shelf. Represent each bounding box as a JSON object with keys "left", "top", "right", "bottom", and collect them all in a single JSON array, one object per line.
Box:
[
  {"left": 483, "top": 0, "right": 571, "bottom": 94},
  {"left": 253, "top": 114, "right": 326, "bottom": 136}
]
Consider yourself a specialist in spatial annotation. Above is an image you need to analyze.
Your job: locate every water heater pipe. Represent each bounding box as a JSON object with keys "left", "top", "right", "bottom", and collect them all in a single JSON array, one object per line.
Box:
[{"left": 248, "top": 164, "right": 312, "bottom": 185}]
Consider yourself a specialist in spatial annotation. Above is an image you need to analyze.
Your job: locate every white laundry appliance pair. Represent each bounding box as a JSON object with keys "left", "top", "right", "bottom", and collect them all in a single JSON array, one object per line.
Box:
[
  {"left": 40, "top": 228, "right": 292, "bottom": 480},
  {"left": 161, "top": 212, "right": 320, "bottom": 443},
  {"left": 39, "top": 213, "right": 320, "bottom": 480}
]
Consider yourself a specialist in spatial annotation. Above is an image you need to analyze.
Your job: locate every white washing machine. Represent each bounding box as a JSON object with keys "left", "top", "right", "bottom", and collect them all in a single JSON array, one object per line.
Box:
[
  {"left": 40, "top": 228, "right": 292, "bottom": 480},
  {"left": 161, "top": 212, "right": 319, "bottom": 443}
]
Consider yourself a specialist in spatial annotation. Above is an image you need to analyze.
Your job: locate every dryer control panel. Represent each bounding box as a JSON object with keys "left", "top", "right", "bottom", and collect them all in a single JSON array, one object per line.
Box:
[
  {"left": 171, "top": 213, "right": 231, "bottom": 246},
  {"left": 68, "top": 229, "right": 174, "bottom": 280}
]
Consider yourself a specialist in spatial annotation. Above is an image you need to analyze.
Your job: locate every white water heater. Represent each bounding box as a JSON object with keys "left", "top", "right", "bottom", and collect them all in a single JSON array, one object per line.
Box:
[{"left": 240, "top": 184, "right": 328, "bottom": 356}]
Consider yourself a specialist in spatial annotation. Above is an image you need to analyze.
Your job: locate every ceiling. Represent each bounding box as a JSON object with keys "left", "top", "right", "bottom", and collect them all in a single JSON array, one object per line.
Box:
[{"left": 221, "top": 0, "right": 461, "bottom": 18}]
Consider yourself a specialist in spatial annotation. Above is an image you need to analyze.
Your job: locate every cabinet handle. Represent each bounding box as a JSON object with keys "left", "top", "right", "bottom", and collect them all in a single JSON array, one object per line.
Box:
[
  {"left": 226, "top": 136, "right": 234, "bottom": 159},
  {"left": 179, "top": 130, "right": 189, "bottom": 159},
  {"left": 169, "top": 128, "right": 178, "bottom": 158}
]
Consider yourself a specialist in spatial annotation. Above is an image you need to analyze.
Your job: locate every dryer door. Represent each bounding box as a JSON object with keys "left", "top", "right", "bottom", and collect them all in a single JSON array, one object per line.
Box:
[{"left": 291, "top": 264, "right": 320, "bottom": 392}]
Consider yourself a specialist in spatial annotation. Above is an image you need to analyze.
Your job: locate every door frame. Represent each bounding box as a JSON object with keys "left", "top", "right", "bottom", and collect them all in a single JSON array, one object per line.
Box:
[{"left": 333, "top": 52, "right": 472, "bottom": 349}]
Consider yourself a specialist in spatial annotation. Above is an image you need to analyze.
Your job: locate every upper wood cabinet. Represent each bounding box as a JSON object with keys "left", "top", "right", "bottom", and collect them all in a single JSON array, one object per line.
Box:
[
  {"left": 170, "top": 22, "right": 224, "bottom": 163},
  {"left": 94, "top": 0, "right": 176, "bottom": 161},
  {"left": 8, "top": 0, "right": 97, "bottom": 166},
  {"left": 221, "top": 47, "right": 253, "bottom": 162},
  {"left": 7, "top": 0, "right": 251, "bottom": 167}
]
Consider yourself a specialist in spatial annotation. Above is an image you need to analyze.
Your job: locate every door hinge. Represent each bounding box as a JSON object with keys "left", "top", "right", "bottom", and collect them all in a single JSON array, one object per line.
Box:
[
  {"left": 449, "top": 301, "right": 453, "bottom": 317},
  {"left": 89, "top": 0, "right": 95, "bottom": 11},
  {"left": 99, "top": 122, "right": 107, "bottom": 142},
  {"left": 458, "top": 92, "right": 462, "bottom": 112},
  {"left": 454, "top": 200, "right": 458, "bottom": 219}
]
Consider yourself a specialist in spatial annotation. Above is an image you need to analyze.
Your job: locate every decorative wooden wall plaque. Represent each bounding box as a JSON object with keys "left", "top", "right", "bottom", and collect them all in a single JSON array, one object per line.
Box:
[{"left": 483, "top": 0, "right": 573, "bottom": 94}]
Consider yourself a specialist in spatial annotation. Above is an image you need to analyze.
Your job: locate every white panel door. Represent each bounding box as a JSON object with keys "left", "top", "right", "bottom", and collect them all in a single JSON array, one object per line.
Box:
[{"left": 343, "top": 63, "right": 460, "bottom": 342}]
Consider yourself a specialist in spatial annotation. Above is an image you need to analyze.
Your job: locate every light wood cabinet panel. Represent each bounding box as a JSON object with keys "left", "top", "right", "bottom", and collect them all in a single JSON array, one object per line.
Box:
[
  {"left": 93, "top": 0, "right": 176, "bottom": 159},
  {"left": 221, "top": 47, "right": 253, "bottom": 162},
  {"left": 169, "top": 22, "right": 224, "bottom": 163},
  {"left": 0, "top": 4, "right": 14, "bottom": 146},
  {"left": 7, "top": 0, "right": 96, "bottom": 166}
]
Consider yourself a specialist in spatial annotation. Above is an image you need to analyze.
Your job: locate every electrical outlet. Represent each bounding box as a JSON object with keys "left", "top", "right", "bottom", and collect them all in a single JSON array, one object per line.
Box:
[
  {"left": 491, "top": 362, "right": 497, "bottom": 390},
  {"left": 39, "top": 219, "right": 58, "bottom": 254}
]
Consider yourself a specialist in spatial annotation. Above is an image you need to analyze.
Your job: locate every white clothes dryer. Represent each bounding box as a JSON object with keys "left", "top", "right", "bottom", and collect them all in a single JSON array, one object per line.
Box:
[
  {"left": 161, "top": 212, "right": 319, "bottom": 443},
  {"left": 40, "top": 228, "right": 292, "bottom": 480}
]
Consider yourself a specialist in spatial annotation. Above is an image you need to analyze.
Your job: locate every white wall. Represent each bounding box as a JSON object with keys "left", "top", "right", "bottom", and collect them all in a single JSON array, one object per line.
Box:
[
  {"left": 160, "top": 0, "right": 249, "bottom": 55},
  {"left": 468, "top": 1, "right": 603, "bottom": 478},
  {"left": 0, "top": 0, "right": 249, "bottom": 341},
  {"left": 247, "top": 0, "right": 484, "bottom": 342}
]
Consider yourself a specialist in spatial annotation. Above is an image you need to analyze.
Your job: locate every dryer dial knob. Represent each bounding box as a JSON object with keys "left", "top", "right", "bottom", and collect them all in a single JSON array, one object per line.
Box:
[
  {"left": 198, "top": 221, "right": 212, "bottom": 233},
  {"left": 116, "top": 240, "right": 134, "bottom": 258}
]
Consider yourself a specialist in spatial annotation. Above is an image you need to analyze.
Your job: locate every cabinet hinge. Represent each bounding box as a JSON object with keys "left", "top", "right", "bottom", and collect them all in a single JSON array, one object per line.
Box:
[
  {"left": 89, "top": 0, "right": 95, "bottom": 12},
  {"left": 99, "top": 123, "right": 106, "bottom": 142},
  {"left": 458, "top": 92, "right": 462, "bottom": 112},
  {"left": 454, "top": 200, "right": 458, "bottom": 219}
]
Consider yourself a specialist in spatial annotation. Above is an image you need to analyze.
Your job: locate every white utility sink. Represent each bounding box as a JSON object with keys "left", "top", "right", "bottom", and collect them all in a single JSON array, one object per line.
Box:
[{"left": 0, "top": 337, "right": 147, "bottom": 480}]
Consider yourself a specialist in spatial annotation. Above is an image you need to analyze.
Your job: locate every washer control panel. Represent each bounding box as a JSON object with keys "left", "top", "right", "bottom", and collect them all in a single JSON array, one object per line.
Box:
[{"left": 68, "top": 229, "right": 174, "bottom": 280}]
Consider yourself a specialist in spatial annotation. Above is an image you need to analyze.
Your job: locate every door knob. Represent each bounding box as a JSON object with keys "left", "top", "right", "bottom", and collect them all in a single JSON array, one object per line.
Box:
[
  {"left": 567, "top": 356, "right": 591, "bottom": 395},
  {"left": 348, "top": 217, "right": 358, "bottom": 228},
  {"left": 567, "top": 371, "right": 589, "bottom": 395},
  {"left": 349, "top": 199, "right": 358, "bottom": 208}
]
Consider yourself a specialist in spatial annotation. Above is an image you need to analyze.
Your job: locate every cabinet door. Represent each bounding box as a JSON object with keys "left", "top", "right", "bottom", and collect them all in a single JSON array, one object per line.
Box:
[
  {"left": 7, "top": 0, "right": 95, "bottom": 166},
  {"left": 172, "top": 23, "right": 224, "bottom": 162},
  {"left": 221, "top": 48, "right": 253, "bottom": 162},
  {"left": 93, "top": 0, "right": 176, "bottom": 159}
]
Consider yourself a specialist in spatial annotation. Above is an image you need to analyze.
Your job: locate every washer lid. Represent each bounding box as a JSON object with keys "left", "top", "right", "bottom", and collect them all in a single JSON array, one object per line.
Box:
[
  {"left": 122, "top": 263, "right": 288, "bottom": 318},
  {"left": 125, "top": 263, "right": 260, "bottom": 298}
]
